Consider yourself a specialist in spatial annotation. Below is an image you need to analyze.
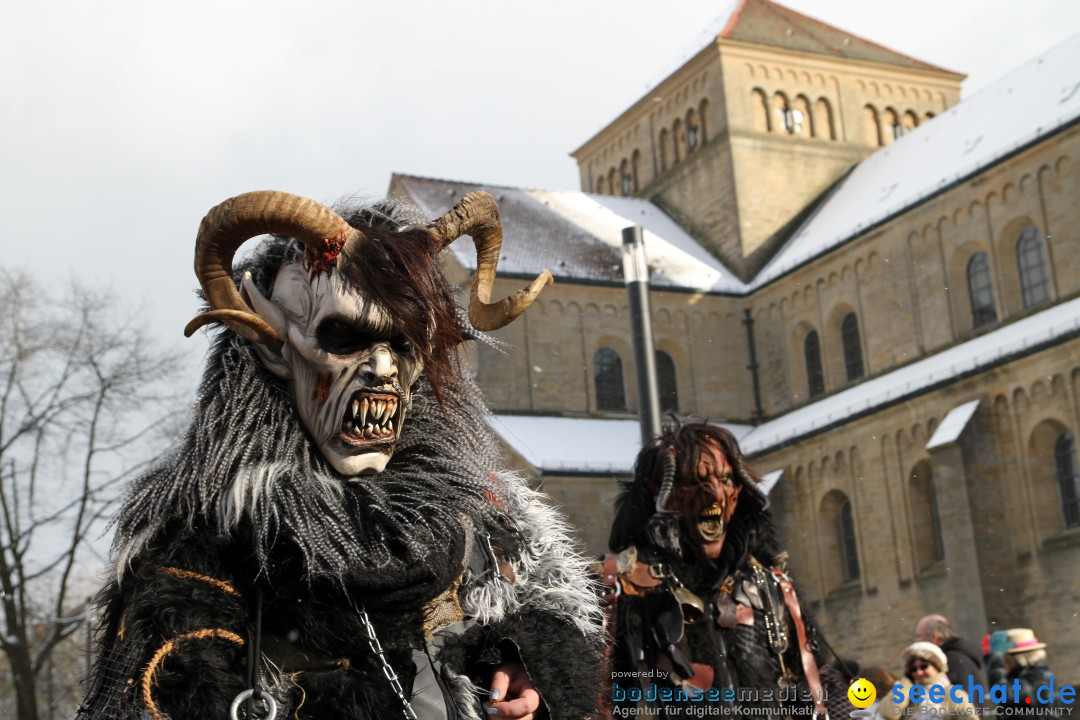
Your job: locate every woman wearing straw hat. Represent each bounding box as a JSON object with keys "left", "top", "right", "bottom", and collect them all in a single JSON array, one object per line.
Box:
[{"left": 984, "top": 628, "right": 1064, "bottom": 716}]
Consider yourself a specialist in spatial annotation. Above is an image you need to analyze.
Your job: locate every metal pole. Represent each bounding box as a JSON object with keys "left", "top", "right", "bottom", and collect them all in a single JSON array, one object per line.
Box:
[
  {"left": 622, "top": 226, "right": 662, "bottom": 446},
  {"left": 743, "top": 308, "right": 764, "bottom": 424}
]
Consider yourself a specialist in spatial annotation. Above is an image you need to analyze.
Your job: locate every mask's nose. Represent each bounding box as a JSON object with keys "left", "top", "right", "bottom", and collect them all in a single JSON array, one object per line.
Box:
[
  {"left": 362, "top": 344, "right": 398, "bottom": 384},
  {"left": 701, "top": 477, "right": 727, "bottom": 504}
]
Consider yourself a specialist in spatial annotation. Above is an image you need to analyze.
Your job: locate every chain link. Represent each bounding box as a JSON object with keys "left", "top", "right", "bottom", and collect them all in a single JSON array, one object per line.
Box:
[{"left": 358, "top": 604, "right": 418, "bottom": 720}]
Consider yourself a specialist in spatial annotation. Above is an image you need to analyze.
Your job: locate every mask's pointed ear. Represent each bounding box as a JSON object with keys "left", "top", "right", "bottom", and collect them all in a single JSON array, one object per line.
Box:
[{"left": 241, "top": 272, "right": 291, "bottom": 380}]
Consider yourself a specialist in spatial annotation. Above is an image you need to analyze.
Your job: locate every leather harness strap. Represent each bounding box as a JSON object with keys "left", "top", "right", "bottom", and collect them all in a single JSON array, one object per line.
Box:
[
  {"left": 605, "top": 550, "right": 826, "bottom": 716},
  {"left": 772, "top": 568, "right": 826, "bottom": 717},
  {"left": 599, "top": 555, "right": 620, "bottom": 719}
]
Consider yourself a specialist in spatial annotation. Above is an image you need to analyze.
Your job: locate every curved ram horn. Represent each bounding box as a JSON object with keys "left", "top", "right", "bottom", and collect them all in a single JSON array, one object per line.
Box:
[
  {"left": 428, "top": 191, "right": 553, "bottom": 332},
  {"left": 655, "top": 446, "right": 677, "bottom": 513},
  {"left": 183, "top": 191, "right": 360, "bottom": 343}
]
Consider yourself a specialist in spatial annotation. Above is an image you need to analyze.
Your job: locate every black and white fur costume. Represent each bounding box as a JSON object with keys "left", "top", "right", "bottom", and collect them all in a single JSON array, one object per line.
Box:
[{"left": 78, "top": 207, "right": 603, "bottom": 720}]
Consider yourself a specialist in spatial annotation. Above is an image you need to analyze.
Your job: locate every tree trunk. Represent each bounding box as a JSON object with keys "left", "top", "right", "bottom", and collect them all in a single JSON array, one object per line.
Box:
[{"left": 9, "top": 641, "right": 39, "bottom": 720}]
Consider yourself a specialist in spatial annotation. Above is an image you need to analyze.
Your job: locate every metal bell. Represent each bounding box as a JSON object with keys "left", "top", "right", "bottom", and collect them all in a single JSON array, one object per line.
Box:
[{"left": 673, "top": 586, "right": 705, "bottom": 625}]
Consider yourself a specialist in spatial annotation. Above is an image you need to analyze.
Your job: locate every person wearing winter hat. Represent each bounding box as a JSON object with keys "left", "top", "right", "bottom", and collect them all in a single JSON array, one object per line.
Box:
[
  {"left": 984, "top": 628, "right": 1064, "bottom": 717},
  {"left": 876, "top": 642, "right": 974, "bottom": 720}
]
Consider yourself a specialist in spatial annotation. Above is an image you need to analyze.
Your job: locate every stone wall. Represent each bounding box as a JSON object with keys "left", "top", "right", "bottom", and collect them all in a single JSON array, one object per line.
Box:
[{"left": 759, "top": 345, "right": 1080, "bottom": 681}]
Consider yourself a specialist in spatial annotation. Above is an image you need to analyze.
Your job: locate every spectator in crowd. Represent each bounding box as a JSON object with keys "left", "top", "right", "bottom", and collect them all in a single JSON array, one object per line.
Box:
[
  {"left": 984, "top": 628, "right": 1064, "bottom": 717},
  {"left": 916, "top": 614, "right": 987, "bottom": 689},
  {"left": 876, "top": 642, "right": 974, "bottom": 720}
]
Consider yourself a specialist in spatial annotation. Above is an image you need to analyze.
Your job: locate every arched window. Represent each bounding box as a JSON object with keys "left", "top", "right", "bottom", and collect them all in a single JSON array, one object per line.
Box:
[
  {"left": 839, "top": 499, "right": 860, "bottom": 582},
  {"left": 804, "top": 330, "right": 825, "bottom": 398},
  {"left": 966, "top": 252, "right": 997, "bottom": 328},
  {"left": 751, "top": 89, "right": 771, "bottom": 132},
  {"left": 820, "top": 491, "right": 860, "bottom": 591},
  {"left": 909, "top": 461, "right": 944, "bottom": 570},
  {"left": 1017, "top": 226, "right": 1050, "bottom": 308},
  {"left": 698, "top": 98, "right": 709, "bottom": 145},
  {"left": 814, "top": 97, "right": 835, "bottom": 140},
  {"left": 772, "top": 92, "right": 792, "bottom": 134},
  {"left": 659, "top": 129, "right": 669, "bottom": 172},
  {"left": 792, "top": 95, "right": 812, "bottom": 137},
  {"left": 620, "top": 159, "right": 632, "bottom": 196},
  {"left": 901, "top": 110, "right": 919, "bottom": 132},
  {"left": 883, "top": 108, "right": 901, "bottom": 143},
  {"left": 672, "top": 119, "right": 683, "bottom": 162},
  {"left": 863, "top": 104, "right": 882, "bottom": 146},
  {"left": 631, "top": 150, "right": 642, "bottom": 192},
  {"left": 608, "top": 169, "right": 618, "bottom": 197},
  {"left": 655, "top": 350, "right": 678, "bottom": 413},
  {"left": 595, "top": 176, "right": 605, "bottom": 194},
  {"left": 594, "top": 347, "right": 626, "bottom": 411},
  {"left": 841, "top": 313, "right": 864, "bottom": 382},
  {"left": 1055, "top": 432, "right": 1080, "bottom": 529},
  {"left": 686, "top": 109, "right": 700, "bottom": 152}
]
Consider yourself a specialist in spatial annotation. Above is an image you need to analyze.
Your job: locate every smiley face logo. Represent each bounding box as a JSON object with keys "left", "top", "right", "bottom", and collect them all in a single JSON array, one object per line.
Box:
[{"left": 848, "top": 678, "right": 876, "bottom": 708}]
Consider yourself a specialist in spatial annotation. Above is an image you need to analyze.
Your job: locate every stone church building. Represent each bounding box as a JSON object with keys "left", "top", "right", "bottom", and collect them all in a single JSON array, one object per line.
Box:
[{"left": 391, "top": 0, "right": 1080, "bottom": 674}]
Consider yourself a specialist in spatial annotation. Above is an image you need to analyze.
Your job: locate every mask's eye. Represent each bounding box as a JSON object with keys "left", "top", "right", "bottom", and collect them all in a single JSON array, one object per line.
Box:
[
  {"left": 390, "top": 335, "right": 414, "bottom": 357},
  {"left": 694, "top": 463, "right": 735, "bottom": 488},
  {"left": 316, "top": 318, "right": 375, "bottom": 355}
]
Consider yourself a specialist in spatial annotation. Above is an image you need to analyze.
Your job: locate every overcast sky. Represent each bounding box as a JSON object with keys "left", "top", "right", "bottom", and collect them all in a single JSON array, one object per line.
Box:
[{"left": 3, "top": 0, "right": 1078, "bottom": 374}]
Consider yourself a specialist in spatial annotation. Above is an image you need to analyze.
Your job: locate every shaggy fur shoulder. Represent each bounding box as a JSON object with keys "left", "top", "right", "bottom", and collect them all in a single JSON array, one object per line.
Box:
[{"left": 80, "top": 334, "right": 603, "bottom": 720}]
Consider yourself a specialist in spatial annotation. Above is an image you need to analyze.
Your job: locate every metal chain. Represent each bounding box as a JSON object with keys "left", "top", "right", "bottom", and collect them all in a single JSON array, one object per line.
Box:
[{"left": 358, "top": 604, "right": 418, "bottom": 720}]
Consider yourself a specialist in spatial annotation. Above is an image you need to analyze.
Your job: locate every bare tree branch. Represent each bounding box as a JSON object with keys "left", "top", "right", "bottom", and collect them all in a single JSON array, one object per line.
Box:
[{"left": 0, "top": 269, "right": 182, "bottom": 719}]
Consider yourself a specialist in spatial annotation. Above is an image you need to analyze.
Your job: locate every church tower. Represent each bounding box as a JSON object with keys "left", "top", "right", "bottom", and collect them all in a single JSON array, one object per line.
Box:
[{"left": 571, "top": 0, "right": 964, "bottom": 280}]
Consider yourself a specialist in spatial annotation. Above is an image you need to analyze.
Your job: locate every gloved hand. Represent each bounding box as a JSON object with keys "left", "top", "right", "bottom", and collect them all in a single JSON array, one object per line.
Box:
[{"left": 988, "top": 631, "right": 1014, "bottom": 655}]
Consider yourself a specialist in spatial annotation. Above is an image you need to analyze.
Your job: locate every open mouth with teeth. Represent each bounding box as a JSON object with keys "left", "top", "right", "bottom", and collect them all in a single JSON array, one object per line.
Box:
[
  {"left": 697, "top": 504, "right": 727, "bottom": 542},
  {"left": 340, "top": 391, "right": 401, "bottom": 445}
]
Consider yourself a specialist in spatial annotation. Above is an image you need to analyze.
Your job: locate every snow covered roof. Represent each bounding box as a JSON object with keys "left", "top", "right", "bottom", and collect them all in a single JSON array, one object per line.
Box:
[
  {"left": 738, "top": 297, "right": 1080, "bottom": 456},
  {"left": 394, "top": 174, "right": 747, "bottom": 294},
  {"left": 491, "top": 415, "right": 753, "bottom": 475},
  {"left": 926, "top": 399, "right": 981, "bottom": 450},
  {"left": 759, "top": 469, "right": 784, "bottom": 496},
  {"left": 753, "top": 34, "right": 1080, "bottom": 287}
]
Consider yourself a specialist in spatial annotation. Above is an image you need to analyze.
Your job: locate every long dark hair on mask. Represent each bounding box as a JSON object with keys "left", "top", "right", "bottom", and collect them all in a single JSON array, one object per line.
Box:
[
  {"left": 336, "top": 205, "right": 464, "bottom": 404},
  {"left": 609, "top": 419, "right": 778, "bottom": 573},
  {"left": 242, "top": 198, "right": 466, "bottom": 404}
]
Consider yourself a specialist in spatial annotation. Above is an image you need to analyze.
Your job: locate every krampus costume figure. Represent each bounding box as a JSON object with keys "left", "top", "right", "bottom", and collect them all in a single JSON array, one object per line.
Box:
[
  {"left": 603, "top": 421, "right": 845, "bottom": 717},
  {"left": 78, "top": 191, "right": 603, "bottom": 720}
]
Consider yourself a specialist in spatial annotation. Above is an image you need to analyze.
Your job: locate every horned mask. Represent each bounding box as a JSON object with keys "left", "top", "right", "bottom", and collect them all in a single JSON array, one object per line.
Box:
[
  {"left": 184, "top": 191, "right": 551, "bottom": 475},
  {"left": 647, "top": 442, "right": 741, "bottom": 558}
]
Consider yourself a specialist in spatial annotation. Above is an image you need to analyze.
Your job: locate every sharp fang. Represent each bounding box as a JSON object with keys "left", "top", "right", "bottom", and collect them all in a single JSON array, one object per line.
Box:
[
  {"left": 360, "top": 398, "right": 369, "bottom": 426},
  {"left": 377, "top": 400, "right": 386, "bottom": 421},
  {"left": 351, "top": 398, "right": 359, "bottom": 420}
]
